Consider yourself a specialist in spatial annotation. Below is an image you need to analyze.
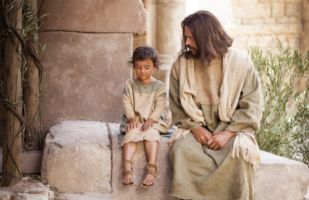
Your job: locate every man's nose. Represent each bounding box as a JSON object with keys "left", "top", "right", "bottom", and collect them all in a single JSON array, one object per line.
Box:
[{"left": 185, "top": 38, "right": 191, "bottom": 47}]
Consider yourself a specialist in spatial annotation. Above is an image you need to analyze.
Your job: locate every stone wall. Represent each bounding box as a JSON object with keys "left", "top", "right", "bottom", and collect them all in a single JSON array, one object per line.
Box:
[
  {"left": 228, "top": 0, "right": 307, "bottom": 52},
  {"left": 38, "top": 0, "right": 146, "bottom": 133},
  {"left": 302, "top": 0, "right": 309, "bottom": 52}
]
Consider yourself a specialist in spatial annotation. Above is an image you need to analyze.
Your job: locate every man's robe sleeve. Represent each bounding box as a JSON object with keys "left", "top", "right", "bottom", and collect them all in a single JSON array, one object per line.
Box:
[{"left": 225, "top": 65, "right": 263, "bottom": 133}]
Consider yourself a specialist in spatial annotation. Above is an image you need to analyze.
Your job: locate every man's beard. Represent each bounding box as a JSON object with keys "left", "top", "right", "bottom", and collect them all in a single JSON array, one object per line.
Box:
[{"left": 184, "top": 45, "right": 199, "bottom": 59}]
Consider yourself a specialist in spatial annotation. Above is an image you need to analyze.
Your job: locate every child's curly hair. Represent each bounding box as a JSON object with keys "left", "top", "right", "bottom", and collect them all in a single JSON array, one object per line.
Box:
[{"left": 129, "top": 46, "right": 160, "bottom": 69}]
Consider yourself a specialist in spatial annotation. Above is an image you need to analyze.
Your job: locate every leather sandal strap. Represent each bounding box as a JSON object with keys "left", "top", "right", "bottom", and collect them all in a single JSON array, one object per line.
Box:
[
  {"left": 122, "top": 169, "right": 133, "bottom": 177},
  {"left": 146, "top": 163, "right": 157, "bottom": 177},
  {"left": 123, "top": 160, "right": 132, "bottom": 165}
]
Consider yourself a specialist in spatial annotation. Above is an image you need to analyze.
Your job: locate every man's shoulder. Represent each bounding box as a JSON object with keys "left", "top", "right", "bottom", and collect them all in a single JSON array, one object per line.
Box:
[
  {"left": 226, "top": 47, "right": 249, "bottom": 60},
  {"left": 173, "top": 53, "right": 188, "bottom": 63},
  {"left": 172, "top": 54, "right": 192, "bottom": 70},
  {"left": 224, "top": 47, "right": 254, "bottom": 70}
]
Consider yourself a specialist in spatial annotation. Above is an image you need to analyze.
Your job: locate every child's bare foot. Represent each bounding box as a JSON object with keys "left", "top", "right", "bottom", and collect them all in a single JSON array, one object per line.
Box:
[
  {"left": 141, "top": 163, "right": 157, "bottom": 188},
  {"left": 122, "top": 160, "right": 134, "bottom": 185}
]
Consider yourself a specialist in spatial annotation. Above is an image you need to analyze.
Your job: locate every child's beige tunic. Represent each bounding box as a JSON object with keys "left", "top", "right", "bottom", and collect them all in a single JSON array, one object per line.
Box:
[{"left": 121, "top": 78, "right": 171, "bottom": 146}]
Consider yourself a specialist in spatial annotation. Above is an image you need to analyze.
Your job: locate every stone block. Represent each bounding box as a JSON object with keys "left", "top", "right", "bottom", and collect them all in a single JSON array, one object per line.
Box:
[
  {"left": 228, "top": 23, "right": 302, "bottom": 35},
  {"left": 109, "top": 123, "right": 176, "bottom": 200},
  {"left": 263, "top": 18, "right": 276, "bottom": 24},
  {"left": 303, "top": 3, "right": 309, "bottom": 21},
  {"left": 38, "top": 0, "right": 146, "bottom": 34},
  {"left": 278, "top": 35, "right": 290, "bottom": 48},
  {"left": 259, "top": 0, "right": 301, "bottom": 2},
  {"left": 241, "top": 18, "right": 265, "bottom": 25},
  {"left": 287, "top": 36, "right": 301, "bottom": 49},
  {"left": 285, "top": 2, "right": 302, "bottom": 18},
  {"left": 0, "top": 178, "right": 54, "bottom": 200},
  {"left": 257, "top": 35, "right": 276, "bottom": 48},
  {"left": 255, "top": 151, "right": 309, "bottom": 200},
  {"left": 41, "top": 121, "right": 111, "bottom": 193},
  {"left": 271, "top": 3, "right": 285, "bottom": 17},
  {"left": 305, "top": 187, "right": 309, "bottom": 200},
  {"left": 0, "top": 192, "right": 10, "bottom": 200},
  {"left": 301, "top": 22, "right": 309, "bottom": 52},
  {"left": 232, "top": 3, "right": 271, "bottom": 19},
  {"left": 276, "top": 16, "right": 299, "bottom": 23},
  {"left": 39, "top": 32, "right": 132, "bottom": 132},
  {"left": 237, "top": 0, "right": 258, "bottom": 4}
]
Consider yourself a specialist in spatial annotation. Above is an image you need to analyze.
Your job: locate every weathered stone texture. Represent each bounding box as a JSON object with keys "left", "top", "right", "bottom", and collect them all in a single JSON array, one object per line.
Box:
[
  {"left": 259, "top": 0, "right": 301, "bottom": 2},
  {"left": 305, "top": 187, "right": 309, "bottom": 200},
  {"left": 232, "top": 3, "right": 272, "bottom": 19},
  {"left": 285, "top": 2, "right": 302, "bottom": 18},
  {"left": 38, "top": 0, "right": 146, "bottom": 34},
  {"left": 271, "top": 3, "right": 285, "bottom": 17},
  {"left": 41, "top": 121, "right": 111, "bottom": 193},
  {"left": 0, "top": 177, "right": 54, "bottom": 200},
  {"left": 229, "top": 0, "right": 304, "bottom": 51},
  {"left": 39, "top": 32, "right": 132, "bottom": 131},
  {"left": 0, "top": 192, "right": 10, "bottom": 200},
  {"left": 302, "top": 22, "right": 309, "bottom": 51},
  {"left": 302, "top": 0, "right": 309, "bottom": 51},
  {"left": 304, "top": 1, "right": 309, "bottom": 21},
  {"left": 229, "top": 23, "right": 302, "bottom": 35},
  {"left": 256, "top": 151, "right": 309, "bottom": 200},
  {"left": 237, "top": 0, "right": 259, "bottom": 4}
]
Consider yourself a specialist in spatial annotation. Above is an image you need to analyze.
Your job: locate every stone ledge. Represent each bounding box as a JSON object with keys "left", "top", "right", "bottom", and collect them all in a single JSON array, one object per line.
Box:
[{"left": 39, "top": 121, "right": 309, "bottom": 200}]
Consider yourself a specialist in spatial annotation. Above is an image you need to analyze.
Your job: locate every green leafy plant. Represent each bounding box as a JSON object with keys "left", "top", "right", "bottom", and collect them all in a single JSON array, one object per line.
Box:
[{"left": 251, "top": 48, "right": 309, "bottom": 165}]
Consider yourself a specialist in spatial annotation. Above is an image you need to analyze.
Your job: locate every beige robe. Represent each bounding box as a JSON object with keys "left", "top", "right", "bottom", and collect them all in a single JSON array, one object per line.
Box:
[
  {"left": 169, "top": 48, "right": 264, "bottom": 200},
  {"left": 120, "top": 78, "right": 172, "bottom": 146}
]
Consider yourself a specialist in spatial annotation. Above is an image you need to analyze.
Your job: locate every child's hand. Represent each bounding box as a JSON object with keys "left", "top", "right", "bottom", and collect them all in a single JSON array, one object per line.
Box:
[
  {"left": 127, "top": 118, "right": 140, "bottom": 131},
  {"left": 142, "top": 119, "right": 154, "bottom": 131}
]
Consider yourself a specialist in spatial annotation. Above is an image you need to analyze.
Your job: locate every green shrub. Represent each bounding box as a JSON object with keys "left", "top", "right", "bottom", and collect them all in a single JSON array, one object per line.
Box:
[{"left": 250, "top": 48, "right": 309, "bottom": 165}]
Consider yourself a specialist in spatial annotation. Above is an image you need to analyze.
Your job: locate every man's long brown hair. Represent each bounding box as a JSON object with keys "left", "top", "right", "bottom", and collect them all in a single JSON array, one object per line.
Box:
[{"left": 181, "top": 10, "right": 233, "bottom": 64}]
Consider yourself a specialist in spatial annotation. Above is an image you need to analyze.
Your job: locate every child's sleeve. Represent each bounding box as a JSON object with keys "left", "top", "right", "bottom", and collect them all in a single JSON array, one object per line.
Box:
[
  {"left": 148, "top": 84, "right": 168, "bottom": 122},
  {"left": 122, "top": 81, "right": 136, "bottom": 120}
]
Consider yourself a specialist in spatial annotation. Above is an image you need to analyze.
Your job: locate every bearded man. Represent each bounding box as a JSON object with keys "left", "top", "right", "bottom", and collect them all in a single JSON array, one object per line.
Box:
[{"left": 168, "top": 10, "right": 264, "bottom": 200}]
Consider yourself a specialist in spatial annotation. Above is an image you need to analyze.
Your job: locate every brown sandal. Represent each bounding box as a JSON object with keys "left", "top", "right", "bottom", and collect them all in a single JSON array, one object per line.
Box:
[
  {"left": 141, "top": 163, "right": 157, "bottom": 188},
  {"left": 122, "top": 160, "right": 134, "bottom": 185}
]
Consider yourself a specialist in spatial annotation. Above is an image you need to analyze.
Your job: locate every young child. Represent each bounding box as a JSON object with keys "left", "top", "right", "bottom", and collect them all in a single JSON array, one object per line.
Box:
[{"left": 120, "top": 46, "right": 172, "bottom": 187}]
